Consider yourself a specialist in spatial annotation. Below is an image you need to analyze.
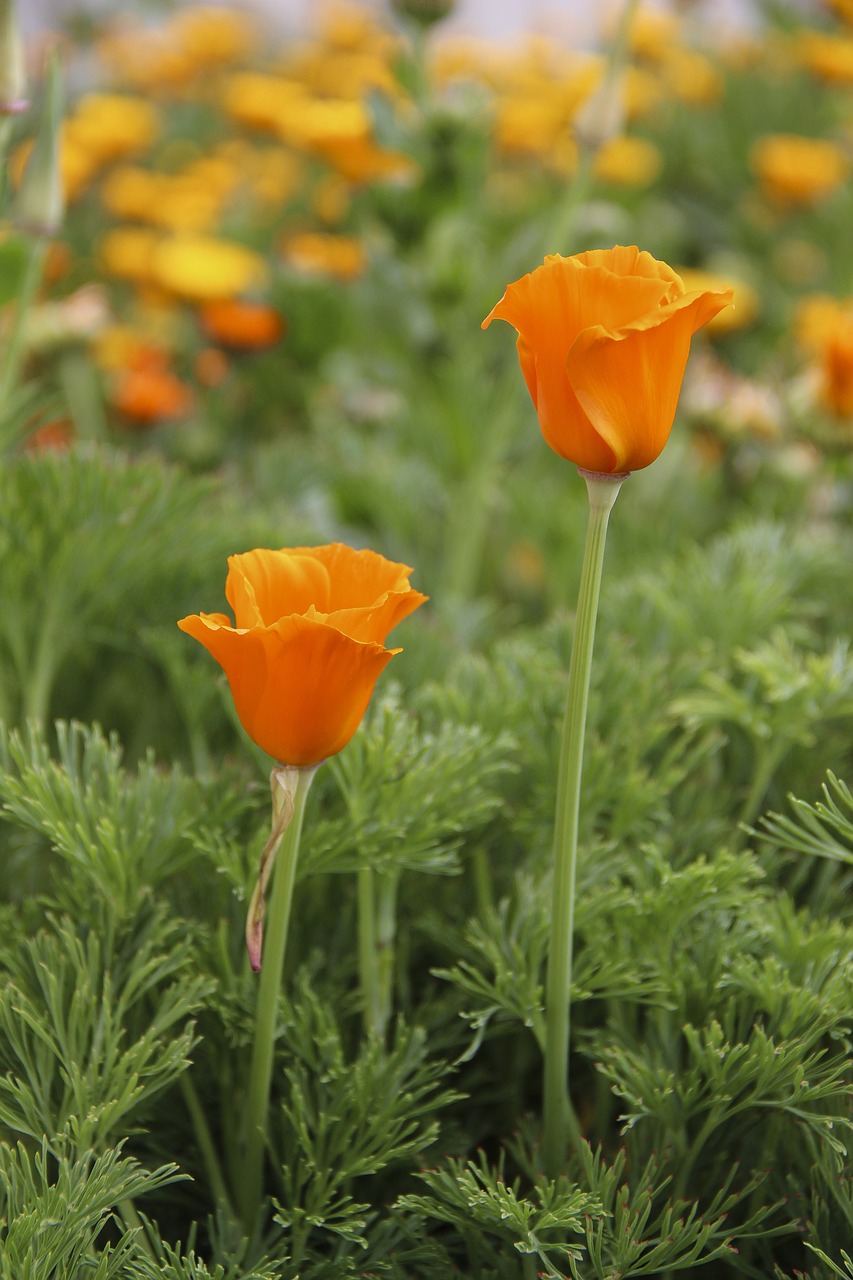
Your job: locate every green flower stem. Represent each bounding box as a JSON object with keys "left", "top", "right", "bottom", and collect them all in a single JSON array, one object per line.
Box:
[
  {"left": 737, "top": 739, "right": 788, "bottom": 833},
  {"left": 358, "top": 865, "right": 383, "bottom": 1037},
  {"left": 542, "top": 471, "right": 625, "bottom": 1179},
  {"left": 239, "top": 764, "right": 316, "bottom": 1230},
  {"left": 376, "top": 868, "right": 400, "bottom": 1038},
  {"left": 0, "top": 234, "right": 45, "bottom": 406},
  {"left": 178, "top": 1071, "right": 232, "bottom": 1214},
  {"left": 358, "top": 866, "right": 401, "bottom": 1040},
  {"left": 441, "top": 379, "right": 520, "bottom": 605}
]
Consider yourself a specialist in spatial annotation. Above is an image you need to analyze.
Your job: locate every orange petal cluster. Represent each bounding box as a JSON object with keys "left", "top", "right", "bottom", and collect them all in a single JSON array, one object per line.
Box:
[
  {"left": 178, "top": 544, "right": 427, "bottom": 766},
  {"left": 482, "top": 246, "right": 733, "bottom": 473}
]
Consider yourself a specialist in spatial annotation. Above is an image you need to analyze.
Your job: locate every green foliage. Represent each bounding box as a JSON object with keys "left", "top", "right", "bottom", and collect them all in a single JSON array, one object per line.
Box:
[
  {"left": 397, "top": 1151, "right": 597, "bottom": 1278},
  {"left": 268, "top": 979, "right": 458, "bottom": 1277},
  {"left": 0, "top": 1139, "right": 178, "bottom": 1280},
  {"left": 306, "top": 688, "right": 517, "bottom": 878},
  {"left": 761, "top": 771, "right": 853, "bottom": 865},
  {"left": 0, "top": 720, "right": 200, "bottom": 917},
  {"left": 0, "top": 450, "right": 216, "bottom": 728},
  {"left": 2, "top": 5, "right": 853, "bottom": 1276},
  {"left": 0, "top": 912, "right": 209, "bottom": 1157}
]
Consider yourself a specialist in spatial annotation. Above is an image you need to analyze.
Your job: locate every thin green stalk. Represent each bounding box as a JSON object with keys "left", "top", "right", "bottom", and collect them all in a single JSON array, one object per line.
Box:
[
  {"left": 547, "top": 0, "right": 639, "bottom": 254},
  {"left": 0, "top": 234, "right": 45, "bottom": 405},
  {"left": 178, "top": 1071, "right": 233, "bottom": 1214},
  {"left": 358, "top": 864, "right": 382, "bottom": 1037},
  {"left": 737, "top": 739, "right": 788, "bottom": 833},
  {"left": 376, "top": 869, "right": 400, "bottom": 1038},
  {"left": 118, "top": 1195, "right": 155, "bottom": 1260},
  {"left": 472, "top": 846, "right": 494, "bottom": 918},
  {"left": 239, "top": 765, "right": 316, "bottom": 1230},
  {"left": 542, "top": 471, "right": 625, "bottom": 1179},
  {"left": 441, "top": 378, "right": 520, "bottom": 605}
]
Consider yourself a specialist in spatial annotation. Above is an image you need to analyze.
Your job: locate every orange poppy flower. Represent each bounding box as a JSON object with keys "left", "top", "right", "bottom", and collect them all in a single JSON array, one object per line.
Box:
[
  {"left": 178, "top": 544, "right": 427, "bottom": 766},
  {"left": 482, "top": 246, "right": 732, "bottom": 473}
]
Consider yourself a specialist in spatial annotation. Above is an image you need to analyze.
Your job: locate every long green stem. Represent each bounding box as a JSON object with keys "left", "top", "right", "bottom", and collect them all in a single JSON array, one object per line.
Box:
[
  {"left": 376, "top": 869, "right": 400, "bottom": 1039},
  {"left": 358, "top": 865, "right": 382, "bottom": 1037},
  {"left": 0, "top": 235, "right": 45, "bottom": 405},
  {"left": 239, "top": 765, "right": 316, "bottom": 1230},
  {"left": 178, "top": 1071, "right": 232, "bottom": 1214},
  {"left": 542, "top": 471, "right": 624, "bottom": 1179},
  {"left": 441, "top": 378, "right": 520, "bottom": 605}
]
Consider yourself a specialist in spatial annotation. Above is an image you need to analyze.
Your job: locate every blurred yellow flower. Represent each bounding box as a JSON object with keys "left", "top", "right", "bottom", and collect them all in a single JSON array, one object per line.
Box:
[
  {"left": 594, "top": 135, "right": 662, "bottom": 187},
  {"left": 100, "top": 165, "right": 162, "bottom": 220},
  {"left": 794, "top": 294, "right": 853, "bottom": 353},
  {"left": 171, "top": 5, "right": 256, "bottom": 68},
  {"left": 626, "top": 6, "right": 681, "bottom": 63},
  {"left": 621, "top": 67, "right": 666, "bottom": 122},
  {"left": 494, "top": 95, "right": 571, "bottom": 159},
  {"left": 313, "top": 173, "right": 351, "bottom": 224},
  {"left": 222, "top": 73, "right": 307, "bottom": 132},
  {"left": 150, "top": 235, "right": 268, "bottom": 301},
  {"left": 751, "top": 133, "right": 849, "bottom": 207},
  {"left": 676, "top": 268, "right": 759, "bottom": 334},
  {"left": 282, "top": 47, "right": 400, "bottom": 100},
  {"left": 66, "top": 94, "right": 160, "bottom": 164},
  {"left": 827, "top": 0, "right": 853, "bottom": 24},
  {"left": 798, "top": 30, "right": 853, "bottom": 85},
  {"left": 98, "top": 226, "right": 161, "bottom": 283},
  {"left": 277, "top": 97, "right": 416, "bottom": 182},
  {"left": 660, "top": 49, "right": 724, "bottom": 106},
  {"left": 283, "top": 231, "right": 366, "bottom": 280},
  {"left": 96, "top": 27, "right": 197, "bottom": 94}
]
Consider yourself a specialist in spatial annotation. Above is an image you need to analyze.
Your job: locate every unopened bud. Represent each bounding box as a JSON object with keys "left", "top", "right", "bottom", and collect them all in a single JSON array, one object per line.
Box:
[
  {"left": 390, "top": 0, "right": 455, "bottom": 30},
  {"left": 0, "top": 0, "right": 26, "bottom": 114},
  {"left": 14, "top": 50, "right": 64, "bottom": 237},
  {"left": 573, "top": 72, "right": 624, "bottom": 153}
]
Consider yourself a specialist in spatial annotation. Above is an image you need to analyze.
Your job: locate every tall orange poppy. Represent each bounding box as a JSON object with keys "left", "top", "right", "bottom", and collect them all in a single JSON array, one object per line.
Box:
[
  {"left": 178, "top": 544, "right": 426, "bottom": 766},
  {"left": 483, "top": 246, "right": 732, "bottom": 473}
]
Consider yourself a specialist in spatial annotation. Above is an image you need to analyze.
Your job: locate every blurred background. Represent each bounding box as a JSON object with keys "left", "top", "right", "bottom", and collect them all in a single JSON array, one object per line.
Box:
[{"left": 22, "top": 0, "right": 805, "bottom": 42}]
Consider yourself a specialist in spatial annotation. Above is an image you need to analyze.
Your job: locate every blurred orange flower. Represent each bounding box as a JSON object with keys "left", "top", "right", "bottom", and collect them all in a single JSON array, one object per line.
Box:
[
  {"left": 110, "top": 346, "right": 193, "bottom": 425},
  {"left": 483, "top": 246, "right": 732, "bottom": 473},
  {"left": 819, "top": 317, "right": 853, "bottom": 417},
  {"left": 178, "top": 544, "right": 427, "bottom": 766},
  {"left": 200, "top": 298, "right": 286, "bottom": 349}
]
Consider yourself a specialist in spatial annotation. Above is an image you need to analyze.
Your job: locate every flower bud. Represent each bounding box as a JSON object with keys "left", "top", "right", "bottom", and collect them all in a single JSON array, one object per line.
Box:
[
  {"left": 14, "top": 51, "right": 64, "bottom": 237},
  {"left": 389, "top": 0, "right": 455, "bottom": 30},
  {"left": 0, "top": 0, "right": 26, "bottom": 115}
]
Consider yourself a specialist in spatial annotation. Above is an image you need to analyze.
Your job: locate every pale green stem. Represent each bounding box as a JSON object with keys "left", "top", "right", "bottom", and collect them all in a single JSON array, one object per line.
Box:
[
  {"left": 376, "top": 869, "right": 400, "bottom": 1039},
  {"left": 547, "top": 145, "right": 594, "bottom": 256},
  {"left": 118, "top": 1196, "right": 155, "bottom": 1260},
  {"left": 0, "top": 235, "right": 45, "bottom": 405},
  {"left": 737, "top": 739, "right": 788, "bottom": 834},
  {"left": 441, "top": 381, "right": 519, "bottom": 605},
  {"left": 178, "top": 1071, "right": 232, "bottom": 1213},
  {"left": 471, "top": 846, "right": 494, "bottom": 918},
  {"left": 358, "top": 865, "right": 383, "bottom": 1038},
  {"left": 239, "top": 765, "right": 316, "bottom": 1230},
  {"left": 542, "top": 471, "right": 625, "bottom": 1179},
  {"left": 547, "top": 0, "right": 639, "bottom": 254}
]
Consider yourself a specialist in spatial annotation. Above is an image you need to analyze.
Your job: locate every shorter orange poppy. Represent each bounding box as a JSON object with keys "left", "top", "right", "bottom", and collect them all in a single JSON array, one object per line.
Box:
[
  {"left": 483, "top": 246, "right": 732, "bottom": 473},
  {"left": 178, "top": 544, "right": 427, "bottom": 766}
]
